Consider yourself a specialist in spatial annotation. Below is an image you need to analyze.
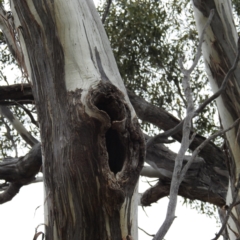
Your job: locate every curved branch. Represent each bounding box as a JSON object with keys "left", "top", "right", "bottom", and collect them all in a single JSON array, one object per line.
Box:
[
  {"left": 0, "top": 182, "right": 22, "bottom": 204},
  {"left": 140, "top": 141, "right": 227, "bottom": 207},
  {"left": 0, "top": 105, "right": 39, "bottom": 146},
  {"left": 0, "top": 143, "right": 42, "bottom": 204},
  {"left": 128, "top": 89, "right": 227, "bottom": 172}
]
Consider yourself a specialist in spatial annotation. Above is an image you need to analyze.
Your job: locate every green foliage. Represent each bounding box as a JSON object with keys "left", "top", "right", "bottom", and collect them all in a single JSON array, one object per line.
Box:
[
  {"left": 98, "top": 0, "right": 219, "bottom": 136},
  {"left": 181, "top": 198, "right": 219, "bottom": 222},
  {"left": 233, "top": 0, "right": 240, "bottom": 17}
]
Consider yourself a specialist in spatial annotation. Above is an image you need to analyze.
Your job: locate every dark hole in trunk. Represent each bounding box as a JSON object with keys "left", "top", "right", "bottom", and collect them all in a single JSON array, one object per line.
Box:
[
  {"left": 95, "top": 95, "right": 123, "bottom": 121},
  {"left": 95, "top": 94, "right": 126, "bottom": 174},
  {"left": 106, "top": 128, "right": 125, "bottom": 174}
]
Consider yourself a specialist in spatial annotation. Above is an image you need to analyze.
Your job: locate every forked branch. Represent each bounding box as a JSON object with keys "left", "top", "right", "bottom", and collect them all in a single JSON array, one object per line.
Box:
[{"left": 152, "top": 9, "right": 240, "bottom": 240}]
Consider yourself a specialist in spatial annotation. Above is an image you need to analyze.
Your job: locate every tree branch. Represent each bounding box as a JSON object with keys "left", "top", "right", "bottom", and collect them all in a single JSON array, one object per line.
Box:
[
  {"left": 0, "top": 84, "right": 33, "bottom": 102},
  {"left": 154, "top": 10, "right": 215, "bottom": 239},
  {"left": 0, "top": 182, "right": 22, "bottom": 204},
  {"left": 180, "top": 119, "right": 240, "bottom": 183},
  {"left": 0, "top": 105, "right": 39, "bottom": 146},
  {"left": 138, "top": 227, "right": 155, "bottom": 237},
  {"left": 147, "top": 33, "right": 240, "bottom": 149},
  {"left": 0, "top": 143, "right": 42, "bottom": 204},
  {"left": 101, "top": 0, "right": 112, "bottom": 24},
  {"left": 141, "top": 140, "right": 227, "bottom": 207},
  {"left": 128, "top": 90, "right": 227, "bottom": 174},
  {"left": 1, "top": 116, "right": 18, "bottom": 157}
]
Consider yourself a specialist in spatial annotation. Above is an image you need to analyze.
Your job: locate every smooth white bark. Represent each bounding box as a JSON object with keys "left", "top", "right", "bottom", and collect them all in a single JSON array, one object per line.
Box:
[{"left": 9, "top": 1, "right": 141, "bottom": 239}]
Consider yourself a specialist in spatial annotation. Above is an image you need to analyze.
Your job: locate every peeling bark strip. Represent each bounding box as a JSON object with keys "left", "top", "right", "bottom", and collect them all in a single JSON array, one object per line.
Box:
[
  {"left": 192, "top": 1, "right": 240, "bottom": 239},
  {"left": 10, "top": 0, "right": 145, "bottom": 239},
  {"left": 192, "top": 0, "right": 240, "bottom": 178}
]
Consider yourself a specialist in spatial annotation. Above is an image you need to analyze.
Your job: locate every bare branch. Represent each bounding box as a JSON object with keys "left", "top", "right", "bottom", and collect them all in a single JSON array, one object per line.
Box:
[
  {"left": 146, "top": 122, "right": 183, "bottom": 148},
  {"left": 140, "top": 147, "right": 227, "bottom": 207},
  {"left": 153, "top": 10, "right": 214, "bottom": 240},
  {"left": 0, "top": 143, "right": 42, "bottom": 204},
  {"left": 101, "top": 0, "right": 112, "bottom": 24},
  {"left": 0, "top": 84, "right": 33, "bottom": 102},
  {"left": 180, "top": 119, "right": 240, "bottom": 182},
  {"left": 1, "top": 117, "right": 18, "bottom": 157},
  {"left": 33, "top": 224, "right": 45, "bottom": 240},
  {"left": 140, "top": 165, "right": 160, "bottom": 178},
  {"left": 11, "top": 101, "right": 39, "bottom": 128},
  {"left": 0, "top": 176, "right": 43, "bottom": 192},
  {"left": 138, "top": 227, "right": 155, "bottom": 237},
  {"left": 0, "top": 182, "right": 21, "bottom": 204},
  {"left": 0, "top": 105, "right": 39, "bottom": 146}
]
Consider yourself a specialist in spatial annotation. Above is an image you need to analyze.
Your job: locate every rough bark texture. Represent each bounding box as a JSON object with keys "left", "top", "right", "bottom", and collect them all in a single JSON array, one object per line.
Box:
[
  {"left": 40, "top": 84, "right": 144, "bottom": 239},
  {"left": 10, "top": 1, "right": 145, "bottom": 239}
]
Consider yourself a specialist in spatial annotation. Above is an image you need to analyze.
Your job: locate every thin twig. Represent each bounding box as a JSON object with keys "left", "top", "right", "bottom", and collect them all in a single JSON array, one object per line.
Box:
[
  {"left": 0, "top": 105, "right": 39, "bottom": 146},
  {"left": 229, "top": 212, "right": 240, "bottom": 235},
  {"left": 153, "top": 10, "right": 215, "bottom": 240},
  {"left": 13, "top": 101, "right": 39, "bottom": 127},
  {"left": 0, "top": 100, "right": 39, "bottom": 127},
  {"left": 1, "top": 117, "right": 18, "bottom": 157},
  {"left": 138, "top": 227, "right": 155, "bottom": 237}
]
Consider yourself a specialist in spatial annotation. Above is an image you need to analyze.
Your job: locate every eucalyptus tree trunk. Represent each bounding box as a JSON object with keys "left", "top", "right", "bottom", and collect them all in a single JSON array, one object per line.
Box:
[
  {"left": 9, "top": 1, "right": 145, "bottom": 239},
  {"left": 192, "top": 0, "right": 240, "bottom": 238}
]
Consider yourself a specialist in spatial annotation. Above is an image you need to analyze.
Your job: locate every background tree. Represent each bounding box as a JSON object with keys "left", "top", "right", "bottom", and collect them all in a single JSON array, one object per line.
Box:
[{"left": 0, "top": 0, "right": 240, "bottom": 239}]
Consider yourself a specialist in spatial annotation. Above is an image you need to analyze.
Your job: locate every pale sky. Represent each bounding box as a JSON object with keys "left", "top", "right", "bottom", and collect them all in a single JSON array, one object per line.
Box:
[{"left": 0, "top": 180, "right": 222, "bottom": 240}]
